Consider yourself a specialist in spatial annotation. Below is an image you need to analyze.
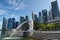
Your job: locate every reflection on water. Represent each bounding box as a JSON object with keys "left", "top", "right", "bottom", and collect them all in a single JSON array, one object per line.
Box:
[
  {"left": 0, "top": 36, "right": 35, "bottom": 40},
  {"left": 0, "top": 31, "right": 37, "bottom": 40},
  {"left": 1, "top": 37, "right": 36, "bottom": 40}
]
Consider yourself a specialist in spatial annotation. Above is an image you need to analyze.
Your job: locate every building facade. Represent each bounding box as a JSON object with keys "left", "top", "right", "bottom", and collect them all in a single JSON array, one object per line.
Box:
[
  {"left": 25, "top": 15, "right": 29, "bottom": 21},
  {"left": 20, "top": 16, "right": 25, "bottom": 23},
  {"left": 1, "top": 17, "right": 7, "bottom": 37},
  {"left": 39, "top": 12, "right": 41, "bottom": 17},
  {"left": 15, "top": 22, "right": 19, "bottom": 29},
  {"left": 32, "top": 12, "right": 38, "bottom": 22},
  {"left": 42, "top": 9, "right": 48, "bottom": 22},
  {"left": 7, "top": 18, "right": 13, "bottom": 30},
  {"left": 51, "top": 0, "right": 60, "bottom": 19},
  {"left": 12, "top": 18, "right": 15, "bottom": 29},
  {"left": 38, "top": 16, "right": 45, "bottom": 23}
]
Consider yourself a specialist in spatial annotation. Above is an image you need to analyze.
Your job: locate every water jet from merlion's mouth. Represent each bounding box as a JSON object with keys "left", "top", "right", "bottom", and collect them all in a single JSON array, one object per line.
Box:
[{"left": 10, "top": 19, "right": 34, "bottom": 37}]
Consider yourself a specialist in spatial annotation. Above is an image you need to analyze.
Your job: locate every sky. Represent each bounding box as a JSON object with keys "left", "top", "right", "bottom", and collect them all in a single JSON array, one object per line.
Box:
[{"left": 0, "top": 0, "right": 60, "bottom": 29}]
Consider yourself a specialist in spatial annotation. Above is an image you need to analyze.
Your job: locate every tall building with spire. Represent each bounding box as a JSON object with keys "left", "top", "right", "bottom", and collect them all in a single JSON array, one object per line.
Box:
[{"left": 48, "top": 6, "right": 53, "bottom": 20}]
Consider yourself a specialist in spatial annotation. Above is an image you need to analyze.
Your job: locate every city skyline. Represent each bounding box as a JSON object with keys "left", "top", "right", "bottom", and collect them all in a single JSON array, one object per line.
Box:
[{"left": 0, "top": 0, "right": 60, "bottom": 29}]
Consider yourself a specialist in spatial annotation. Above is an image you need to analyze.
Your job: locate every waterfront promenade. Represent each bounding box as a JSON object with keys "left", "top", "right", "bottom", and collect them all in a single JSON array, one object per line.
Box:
[
  {"left": 5, "top": 30, "right": 60, "bottom": 40},
  {"left": 31, "top": 31, "right": 60, "bottom": 40}
]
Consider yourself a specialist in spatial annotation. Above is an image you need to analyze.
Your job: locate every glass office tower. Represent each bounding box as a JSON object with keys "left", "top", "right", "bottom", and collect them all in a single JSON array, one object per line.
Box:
[{"left": 51, "top": 0, "right": 60, "bottom": 19}]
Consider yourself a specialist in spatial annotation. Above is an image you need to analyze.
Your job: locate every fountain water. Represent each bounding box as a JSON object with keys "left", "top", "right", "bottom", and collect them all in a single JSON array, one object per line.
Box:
[
  {"left": 10, "top": 21, "right": 28, "bottom": 37},
  {"left": 2, "top": 19, "right": 34, "bottom": 40}
]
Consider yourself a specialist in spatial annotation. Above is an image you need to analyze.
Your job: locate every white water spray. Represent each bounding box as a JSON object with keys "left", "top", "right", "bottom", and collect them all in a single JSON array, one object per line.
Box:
[{"left": 10, "top": 20, "right": 33, "bottom": 37}]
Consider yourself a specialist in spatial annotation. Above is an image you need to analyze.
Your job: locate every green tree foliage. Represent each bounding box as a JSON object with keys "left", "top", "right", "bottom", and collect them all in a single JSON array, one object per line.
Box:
[
  {"left": 34, "top": 21, "right": 60, "bottom": 31},
  {"left": 46, "top": 23, "right": 56, "bottom": 31},
  {"left": 34, "top": 21, "right": 47, "bottom": 30},
  {"left": 21, "top": 21, "right": 60, "bottom": 31},
  {"left": 34, "top": 21, "right": 41, "bottom": 30},
  {"left": 54, "top": 23, "right": 60, "bottom": 31}
]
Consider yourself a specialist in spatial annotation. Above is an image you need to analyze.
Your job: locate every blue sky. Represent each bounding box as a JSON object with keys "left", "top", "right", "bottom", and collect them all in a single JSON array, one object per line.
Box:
[{"left": 0, "top": 0, "right": 60, "bottom": 29}]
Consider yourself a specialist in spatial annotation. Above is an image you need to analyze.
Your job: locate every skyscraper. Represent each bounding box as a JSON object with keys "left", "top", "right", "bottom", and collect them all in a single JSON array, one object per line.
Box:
[
  {"left": 25, "top": 15, "right": 29, "bottom": 21},
  {"left": 32, "top": 12, "right": 38, "bottom": 21},
  {"left": 1, "top": 17, "right": 7, "bottom": 37},
  {"left": 51, "top": 0, "right": 60, "bottom": 19},
  {"left": 7, "top": 18, "right": 13, "bottom": 30},
  {"left": 38, "top": 12, "right": 44, "bottom": 23},
  {"left": 12, "top": 18, "right": 15, "bottom": 29},
  {"left": 15, "top": 22, "right": 19, "bottom": 28},
  {"left": 38, "top": 16, "right": 44, "bottom": 23},
  {"left": 20, "top": 16, "right": 25, "bottom": 23},
  {"left": 39, "top": 12, "right": 41, "bottom": 17},
  {"left": 42, "top": 9, "right": 48, "bottom": 21},
  {"left": 48, "top": 10, "right": 53, "bottom": 20},
  {"left": 25, "top": 15, "right": 29, "bottom": 30}
]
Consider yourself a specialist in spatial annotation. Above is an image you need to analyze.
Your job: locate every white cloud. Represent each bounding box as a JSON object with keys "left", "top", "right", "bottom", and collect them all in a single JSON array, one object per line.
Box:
[
  {"left": 0, "top": 9, "right": 7, "bottom": 15},
  {"left": 14, "top": 1, "right": 26, "bottom": 10},
  {"left": 7, "top": 0, "right": 23, "bottom": 7},
  {"left": 9, "top": 0, "right": 16, "bottom": 4},
  {"left": 51, "top": 0, "right": 55, "bottom": 1},
  {"left": 5, "top": 14, "right": 16, "bottom": 18},
  {"left": 51, "top": 0, "right": 56, "bottom": 1},
  {"left": 10, "top": 14, "right": 18, "bottom": 18},
  {"left": 8, "top": 0, "right": 18, "bottom": 6},
  {"left": 11, "top": 14, "right": 15, "bottom": 17},
  {"left": 7, "top": 0, "right": 26, "bottom": 10}
]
